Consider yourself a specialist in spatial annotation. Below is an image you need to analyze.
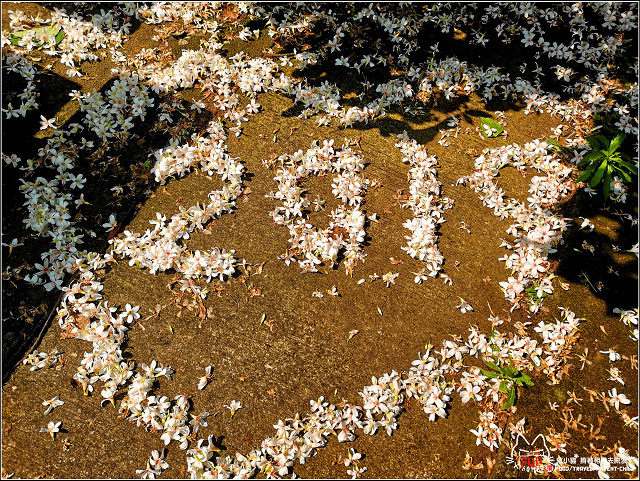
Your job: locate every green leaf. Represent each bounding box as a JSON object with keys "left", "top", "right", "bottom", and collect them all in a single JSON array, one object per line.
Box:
[
  {"left": 582, "top": 150, "right": 604, "bottom": 161},
  {"left": 585, "top": 135, "right": 602, "bottom": 150},
  {"left": 498, "top": 380, "right": 509, "bottom": 394},
  {"left": 55, "top": 27, "right": 65, "bottom": 45},
  {"left": 608, "top": 133, "right": 626, "bottom": 153},
  {"left": 580, "top": 151, "right": 604, "bottom": 165},
  {"left": 480, "top": 369, "right": 501, "bottom": 379},
  {"left": 576, "top": 165, "right": 598, "bottom": 182},
  {"left": 577, "top": 159, "right": 592, "bottom": 168},
  {"left": 608, "top": 154, "right": 623, "bottom": 164},
  {"left": 480, "top": 117, "right": 504, "bottom": 138},
  {"left": 618, "top": 170, "right": 631, "bottom": 182},
  {"left": 616, "top": 160, "right": 637, "bottom": 175},
  {"left": 520, "top": 373, "right": 534, "bottom": 386},
  {"left": 590, "top": 161, "right": 608, "bottom": 187},
  {"left": 545, "top": 138, "right": 570, "bottom": 154},
  {"left": 483, "top": 359, "right": 501, "bottom": 372},
  {"left": 501, "top": 387, "right": 517, "bottom": 410},
  {"left": 595, "top": 135, "right": 610, "bottom": 148}
]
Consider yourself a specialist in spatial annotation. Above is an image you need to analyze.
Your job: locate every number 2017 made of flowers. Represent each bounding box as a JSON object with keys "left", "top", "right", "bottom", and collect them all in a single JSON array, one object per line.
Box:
[{"left": 264, "top": 140, "right": 367, "bottom": 275}]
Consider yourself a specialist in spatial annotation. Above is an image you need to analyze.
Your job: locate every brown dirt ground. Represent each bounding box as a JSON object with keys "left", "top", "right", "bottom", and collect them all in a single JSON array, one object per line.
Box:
[{"left": 2, "top": 3, "right": 638, "bottom": 479}]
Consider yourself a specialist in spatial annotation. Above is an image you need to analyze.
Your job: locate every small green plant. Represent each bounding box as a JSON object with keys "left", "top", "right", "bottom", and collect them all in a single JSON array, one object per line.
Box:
[
  {"left": 575, "top": 132, "right": 637, "bottom": 198},
  {"left": 480, "top": 117, "right": 503, "bottom": 138},
  {"left": 481, "top": 353, "right": 534, "bottom": 410},
  {"left": 9, "top": 25, "right": 64, "bottom": 48},
  {"left": 525, "top": 281, "right": 549, "bottom": 303}
]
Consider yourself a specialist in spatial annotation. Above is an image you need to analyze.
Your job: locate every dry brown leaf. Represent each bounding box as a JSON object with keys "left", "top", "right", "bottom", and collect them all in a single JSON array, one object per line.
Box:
[
  {"left": 221, "top": 4, "right": 239, "bottom": 21},
  {"left": 486, "top": 456, "right": 495, "bottom": 474},
  {"left": 60, "top": 315, "right": 91, "bottom": 339}
]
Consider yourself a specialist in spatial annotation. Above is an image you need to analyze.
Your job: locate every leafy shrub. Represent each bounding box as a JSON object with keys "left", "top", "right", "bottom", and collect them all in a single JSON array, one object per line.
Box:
[{"left": 576, "top": 133, "right": 637, "bottom": 198}]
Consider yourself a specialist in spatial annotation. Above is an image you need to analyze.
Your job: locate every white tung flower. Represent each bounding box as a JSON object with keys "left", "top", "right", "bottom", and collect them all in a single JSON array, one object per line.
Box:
[
  {"left": 456, "top": 297, "right": 473, "bottom": 313},
  {"left": 224, "top": 400, "right": 243, "bottom": 418},
  {"left": 599, "top": 349, "right": 621, "bottom": 362},
  {"left": 198, "top": 366, "right": 214, "bottom": 390},
  {"left": 42, "top": 396, "right": 64, "bottom": 415},
  {"left": 607, "top": 388, "right": 631, "bottom": 411},
  {"left": 39, "top": 421, "right": 62, "bottom": 440}
]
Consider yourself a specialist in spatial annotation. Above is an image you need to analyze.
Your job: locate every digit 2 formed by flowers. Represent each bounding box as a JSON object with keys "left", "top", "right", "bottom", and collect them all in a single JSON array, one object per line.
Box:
[
  {"left": 111, "top": 121, "right": 243, "bottom": 295},
  {"left": 265, "top": 139, "right": 367, "bottom": 275}
]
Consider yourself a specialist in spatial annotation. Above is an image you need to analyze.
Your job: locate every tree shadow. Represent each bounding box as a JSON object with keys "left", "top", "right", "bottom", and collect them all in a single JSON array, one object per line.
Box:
[
  {"left": 2, "top": 72, "right": 173, "bottom": 384},
  {"left": 554, "top": 188, "right": 639, "bottom": 314},
  {"left": 2, "top": 64, "right": 82, "bottom": 158},
  {"left": 38, "top": 2, "right": 146, "bottom": 37},
  {"left": 270, "top": 2, "right": 637, "bottom": 148}
]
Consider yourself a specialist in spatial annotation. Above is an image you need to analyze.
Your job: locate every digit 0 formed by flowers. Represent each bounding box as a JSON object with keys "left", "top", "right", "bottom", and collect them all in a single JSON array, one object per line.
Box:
[
  {"left": 395, "top": 131, "right": 454, "bottom": 282},
  {"left": 265, "top": 140, "right": 367, "bottom": 275}
]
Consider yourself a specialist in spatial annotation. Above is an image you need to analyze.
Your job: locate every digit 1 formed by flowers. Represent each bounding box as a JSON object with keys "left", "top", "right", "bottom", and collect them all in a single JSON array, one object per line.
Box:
[
  {"left": 395, "top": 132, "right": 453, "bottom": 281},
  {"left": 265, "top": 139, "right": 367, "bottom": 275}
]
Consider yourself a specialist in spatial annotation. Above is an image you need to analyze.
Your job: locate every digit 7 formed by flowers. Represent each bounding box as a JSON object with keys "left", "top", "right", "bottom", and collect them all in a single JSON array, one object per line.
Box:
[
  {"left": 265, "top": 139, "right": 367, "bottom": 275},
  {"left": 457, "top": 140, "right": 574, "bottom": 312}
]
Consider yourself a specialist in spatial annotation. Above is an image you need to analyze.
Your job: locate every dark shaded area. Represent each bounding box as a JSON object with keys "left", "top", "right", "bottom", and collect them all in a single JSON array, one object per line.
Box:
[
  {"left": 555, "top": 188, "right": 639, "bottom": 314},
  {"left": 39, "top": 1, "right": 146, "bottom": 37},
  {"left": 1, "top": 72, "right": 198, "bottom": 383},
  {"left": 2, "top": 65, "right": 82, "bottom": 383},
  {"left": 268, "top": 1, "right": 637, "bottom": 159},
  {"left": 269, "top": 2, "right": 637, "bottom": 102},
  {"left": 1, "top": 67, "right": 80, "bottom": 156}
]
